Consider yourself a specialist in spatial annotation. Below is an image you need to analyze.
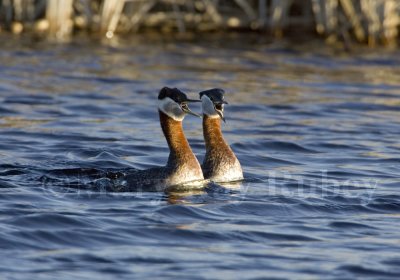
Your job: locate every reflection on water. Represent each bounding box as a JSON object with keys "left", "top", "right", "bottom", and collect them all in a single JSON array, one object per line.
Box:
[{"left": 0, "top": 34, "right": 400, "bottom": 279}]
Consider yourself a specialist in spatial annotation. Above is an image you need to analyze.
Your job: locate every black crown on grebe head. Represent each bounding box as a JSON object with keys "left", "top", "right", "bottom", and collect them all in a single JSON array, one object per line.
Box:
[
  {"left": 199, "top": 88, "right": 228, "bottom": 105},
  {"left": 158, "top": 87, "right": 201, "bottom": 120},
  {"left": 158, "top": 87, "right": 200, "bottom": 104},
  {"left": 199, "top": 88, "right": 229, "bottom": 122}
]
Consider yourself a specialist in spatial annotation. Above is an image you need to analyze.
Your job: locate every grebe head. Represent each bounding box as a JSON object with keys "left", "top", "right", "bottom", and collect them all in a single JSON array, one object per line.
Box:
[
  {"left": 158, "top": 87, "right": 201, "bottom": 121},
  {"left": 199, "top": 88, "right": 228, "bottom": 122}
]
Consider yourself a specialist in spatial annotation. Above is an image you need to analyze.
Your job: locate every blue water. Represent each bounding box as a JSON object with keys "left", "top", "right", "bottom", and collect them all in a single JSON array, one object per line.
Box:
[{"left": 1, "top": 34, "right": 400, "bottom": 279}]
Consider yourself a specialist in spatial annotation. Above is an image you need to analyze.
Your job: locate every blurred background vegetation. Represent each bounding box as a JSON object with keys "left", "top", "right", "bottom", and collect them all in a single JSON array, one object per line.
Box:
[{"left": 0, "top": 0, "right": 399, "bottom": 47}]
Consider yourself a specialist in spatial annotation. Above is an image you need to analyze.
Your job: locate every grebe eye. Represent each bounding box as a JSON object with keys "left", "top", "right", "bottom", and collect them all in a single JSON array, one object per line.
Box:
[{"left": 181, "top": 103, "right": 188, "bottom": 110}]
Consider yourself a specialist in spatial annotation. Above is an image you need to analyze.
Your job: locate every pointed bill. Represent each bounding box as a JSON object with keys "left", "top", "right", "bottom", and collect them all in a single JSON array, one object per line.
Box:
[{"left": 181, "top": 103, "right": 201, "bottom": 118}]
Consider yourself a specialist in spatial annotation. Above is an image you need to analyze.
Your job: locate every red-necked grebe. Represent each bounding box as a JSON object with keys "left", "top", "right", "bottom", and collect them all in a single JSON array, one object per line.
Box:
[
  {"left": 199, "top": 88, "right": 243, "bottom": 182},
  {"left": 125, "top": 87, "right": 204, "bottom": 190}
]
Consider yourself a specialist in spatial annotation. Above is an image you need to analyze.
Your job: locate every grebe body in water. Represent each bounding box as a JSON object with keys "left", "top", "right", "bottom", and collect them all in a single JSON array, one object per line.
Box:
[
  {"left": 125, "top": 87, "right": 204, "bottom": 190},
  {"left": 200, "top": 88, "right": 243, "bottom": 182}
]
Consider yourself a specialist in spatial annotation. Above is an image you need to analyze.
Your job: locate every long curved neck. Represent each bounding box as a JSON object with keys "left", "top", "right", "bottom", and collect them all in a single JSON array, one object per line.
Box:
[
  {"left": 202, "top": 115, "right": 243, "bottom": 181},
  {"left": 159, "top": 110, "right": 198, "bottom": 168},
  {"left": 203, "top": 116, "right": 230, "bottom": 153}
]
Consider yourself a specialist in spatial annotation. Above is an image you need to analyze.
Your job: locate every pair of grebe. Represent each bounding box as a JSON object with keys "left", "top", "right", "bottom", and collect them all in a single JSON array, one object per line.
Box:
[{"left": 125, "top": 87, "right": 243, "bottom": 190}]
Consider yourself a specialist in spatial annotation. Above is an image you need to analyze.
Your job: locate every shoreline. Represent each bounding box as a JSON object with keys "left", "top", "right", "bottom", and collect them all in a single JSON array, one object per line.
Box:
[{"left": 0, "top": 0, "right": 399, "bottom": 47}]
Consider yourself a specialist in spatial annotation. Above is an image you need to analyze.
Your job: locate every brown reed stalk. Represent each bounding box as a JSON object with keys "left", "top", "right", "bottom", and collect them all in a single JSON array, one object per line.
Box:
[
  {"left": 46, "top": 0, "right": 74, "bottom": 40},
  {"left": 0, "top": 0, "right": 398, "bottom": 45}
]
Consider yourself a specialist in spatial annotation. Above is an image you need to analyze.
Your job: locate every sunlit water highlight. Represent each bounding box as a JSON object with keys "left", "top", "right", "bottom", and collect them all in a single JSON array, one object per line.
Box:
[{"left": 0, "top": 34, "right": 400, "bottom": 279}]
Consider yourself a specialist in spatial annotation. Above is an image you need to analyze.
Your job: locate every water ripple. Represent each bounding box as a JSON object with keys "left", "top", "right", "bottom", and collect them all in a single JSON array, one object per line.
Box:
[{"left": 0, "top": 37, "right": 399, "bottom": 279}]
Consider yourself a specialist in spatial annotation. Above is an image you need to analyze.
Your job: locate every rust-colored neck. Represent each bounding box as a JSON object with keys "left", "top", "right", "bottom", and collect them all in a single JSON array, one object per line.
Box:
[
  {"left": 202, "top": 115, "right": 243, "bottom": 181},
  {"left": 202, "top": 116, "right": 229, "bottom": 152},
  {"left": 159, "top": 110, "right": 198, "bottom": 168}
]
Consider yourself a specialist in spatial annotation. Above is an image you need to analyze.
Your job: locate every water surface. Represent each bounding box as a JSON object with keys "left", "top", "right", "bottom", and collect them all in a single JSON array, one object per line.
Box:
[{"left": 1, "top": 34, "right": 400, "bottom": 279}]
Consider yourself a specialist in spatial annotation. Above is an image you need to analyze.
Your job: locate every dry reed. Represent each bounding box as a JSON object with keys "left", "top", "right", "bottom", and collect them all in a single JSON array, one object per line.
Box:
[{"left": 0, "top": 0, "right": 398, "bottom": 46}]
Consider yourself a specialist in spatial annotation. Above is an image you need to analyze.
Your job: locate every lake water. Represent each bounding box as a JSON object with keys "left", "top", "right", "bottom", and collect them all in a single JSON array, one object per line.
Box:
[{"left": 0, "top": 34, "right": 400, "bottom": 279}]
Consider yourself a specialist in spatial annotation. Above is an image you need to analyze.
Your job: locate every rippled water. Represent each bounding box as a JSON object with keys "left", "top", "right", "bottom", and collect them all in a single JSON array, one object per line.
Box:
[{"left": 1, "top": 34, "right": 400, "bottom": 279}]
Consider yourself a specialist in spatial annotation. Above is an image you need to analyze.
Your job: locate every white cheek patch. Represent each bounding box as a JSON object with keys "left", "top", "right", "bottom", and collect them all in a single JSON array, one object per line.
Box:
[
  {"left": 158, "top": 97, "right": 185, "bottom": 121},
  {"left": 201, "top": 95, "right": 219, "bottom": 118}
]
